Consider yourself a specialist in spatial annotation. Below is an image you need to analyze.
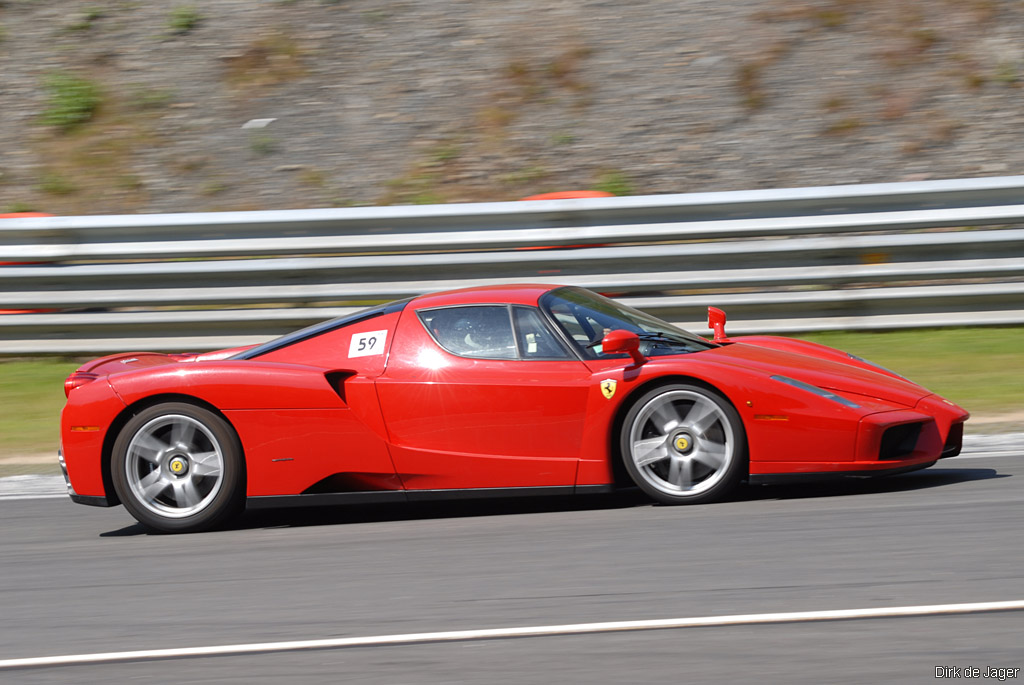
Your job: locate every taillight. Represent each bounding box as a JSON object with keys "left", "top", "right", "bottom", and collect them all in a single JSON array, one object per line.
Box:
[{"left": 64, "top": 372, "right": 98, "bottom": 397}]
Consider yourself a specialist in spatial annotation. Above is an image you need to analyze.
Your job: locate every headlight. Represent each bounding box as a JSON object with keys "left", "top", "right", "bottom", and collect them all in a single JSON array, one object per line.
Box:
[
  {"left": 771, "top": 375, "right": 861, "bottom": 408},
  {"left": 847, "top": 353, "right": 909, "bottom": 381}
]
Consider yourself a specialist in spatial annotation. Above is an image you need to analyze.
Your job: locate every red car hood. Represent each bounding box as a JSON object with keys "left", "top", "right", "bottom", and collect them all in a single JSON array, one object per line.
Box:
[{"left": 701, "top": 342, "right": 930, "bottom": 408}]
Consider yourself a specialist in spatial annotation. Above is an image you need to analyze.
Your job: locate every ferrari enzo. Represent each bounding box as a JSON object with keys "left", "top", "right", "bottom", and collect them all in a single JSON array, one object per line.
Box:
[{"left": 59, "top": 285, "right": 969, "bottom": 532}]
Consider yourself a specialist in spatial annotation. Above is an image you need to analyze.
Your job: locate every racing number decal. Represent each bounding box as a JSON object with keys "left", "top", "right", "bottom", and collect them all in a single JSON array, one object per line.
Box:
[{"left": 348, "top": 330, "right": 388, "bottom": 358}]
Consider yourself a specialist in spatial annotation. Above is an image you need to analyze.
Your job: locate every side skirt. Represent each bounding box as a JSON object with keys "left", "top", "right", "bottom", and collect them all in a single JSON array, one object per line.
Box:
[{"left": 246, "top": 484, "right": 615, "bottom": 510}]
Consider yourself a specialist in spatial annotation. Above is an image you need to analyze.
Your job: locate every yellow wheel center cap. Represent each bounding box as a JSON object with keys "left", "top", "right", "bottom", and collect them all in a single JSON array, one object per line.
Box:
[
  {"left": 674, "top": 436, "right": 690, "bottom": 451},
  {"left": 169, "top": 458, "right": 187, "bottom": 475}
]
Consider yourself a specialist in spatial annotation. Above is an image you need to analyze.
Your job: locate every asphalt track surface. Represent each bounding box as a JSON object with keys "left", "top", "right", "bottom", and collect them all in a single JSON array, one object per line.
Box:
[{"left": 1, "top": 450, "right": 1022, "bottom": 683}]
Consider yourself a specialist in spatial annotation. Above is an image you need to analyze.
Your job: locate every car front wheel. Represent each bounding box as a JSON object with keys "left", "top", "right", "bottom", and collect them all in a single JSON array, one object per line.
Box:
[
  {"left": 621, "top": 383, "right": 747, "bottom": 505},
  {"left": 111, "top": 402, "right": 244, "bottom": 533}
]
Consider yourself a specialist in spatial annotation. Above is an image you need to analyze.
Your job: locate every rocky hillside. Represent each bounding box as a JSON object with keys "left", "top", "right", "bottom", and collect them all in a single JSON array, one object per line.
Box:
[{"left": 2, "top": 0, "right": 1023, "bottom": 215}]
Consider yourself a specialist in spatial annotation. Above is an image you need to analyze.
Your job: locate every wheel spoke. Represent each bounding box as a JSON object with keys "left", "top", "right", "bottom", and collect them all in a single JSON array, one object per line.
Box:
[
  {"left": 693, "top": 441, "right": 727, "bottom": 471},
  {"left": 139, "top": 472, "right": 169, "bottom": 502},
  {"left": 171, "top": 419, "right": 197, "bottom": 448},
  {"left": 633, "top": 437, "right": 669, "bottom": 467},
  {"left": 667, "top": 457, "right": 679, "bottom": 484},
  {"left": 650, "top": 402, "right": 683, "bottom": 434},
  {"left": 172, "top": 479, "right": 201, "bottom": 508},
  {"left": 678, "top": 459, "right": 694, "bottom": 489},
  {"left": 191, "top": 451, "right": 221, "bottom": 478},
  {"left": 132, "top": 434, "right": 169, "bottom": 464},
  {"left": 684, "top": 400, "right": 718, "bottom": 437},
  {"left": 667, "top": 457, "right": 694, "bottom": 489}
]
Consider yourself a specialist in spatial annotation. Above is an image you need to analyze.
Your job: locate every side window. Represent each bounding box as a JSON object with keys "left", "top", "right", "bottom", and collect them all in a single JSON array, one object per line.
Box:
[
  {"left": 419, "top": 306, "right": 517, "bottom": 359},
  {"left": 513, "top": 307, "right": 573, "bottom": 359}
]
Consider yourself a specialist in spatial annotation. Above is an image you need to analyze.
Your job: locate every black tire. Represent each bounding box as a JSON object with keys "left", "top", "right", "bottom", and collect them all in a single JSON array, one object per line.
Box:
[
  {"left": 620, "top": 383, "right": 747, "bottom": 505},
  {"left": 111, "top": 402, "right": 244, "bottom": 533}
]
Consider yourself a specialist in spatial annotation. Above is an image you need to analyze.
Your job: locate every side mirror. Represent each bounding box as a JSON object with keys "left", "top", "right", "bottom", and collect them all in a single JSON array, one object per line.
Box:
[
  {"left": 708, "top": 306, "right": 731, "bottom": 343},
  {"left": 601, "top": 329, "right": 646, "bottom": 366}
]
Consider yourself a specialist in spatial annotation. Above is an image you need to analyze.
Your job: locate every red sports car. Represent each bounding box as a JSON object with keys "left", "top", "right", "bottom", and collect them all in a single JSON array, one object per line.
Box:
[{"left": 59, "top": 285, "right": 969, "bottom": 533}]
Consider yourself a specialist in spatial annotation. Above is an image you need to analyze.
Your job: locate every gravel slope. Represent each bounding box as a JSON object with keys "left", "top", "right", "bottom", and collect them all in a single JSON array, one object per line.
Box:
[{"left": 2, "top": 0, "right": 1024, "bottom": 214}]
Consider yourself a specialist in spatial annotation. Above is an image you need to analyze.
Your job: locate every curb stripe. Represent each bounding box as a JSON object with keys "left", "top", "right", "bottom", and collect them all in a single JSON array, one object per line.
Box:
[
  {"left": 2, "top": 599, "right": 1023, "bottom": 670},
  {"left": 0, "top": 448, "right": 1020, "bottom": 502}
]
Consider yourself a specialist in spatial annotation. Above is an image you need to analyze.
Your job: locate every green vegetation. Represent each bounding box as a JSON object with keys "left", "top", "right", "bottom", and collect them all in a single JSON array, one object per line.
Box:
[
  {"left": 67, "top": 7, "right": 104, "bottom": 32},
  {"left": 0, "top": 462, "right": 61, "bottom": 478},
  {"left": 823, "top": 117, "right": 864, "bottom": 135},
  {"left": 994, "top": 62, "right": 1019, "bottom": 85},
  {"left": 31, "top": 82, "right": 165, "bottom": 214},
  {"left": 249, "top": 133, "right": 277, "bottom": 155},
  {"left": 40, "top": 72, "right": 102, "bottom": 132},
  {"left": 793, "top": 327, "right": 1024, "bottom": 416},
  {"left": 224, "top": 33, "right": 305, "bottom": 88},
  {"left": 298, "top": 168, "right": 328, "bottom": 188},
  {"left": 380, "top": 169, "right": 445, "bottom": 206},
  {"left": 130, "top": 87, "right": 175, "bottom": 110},
  {"left": 0, "top": 360, "right": 79, "bottom": 459},
  {"left": 430, "top": 143, "right": 461, "bottom": 164},
  {"left": 499, "top": 165, "right": 549, "bottom": 186},
  {"left": 168, "top": 5, "right": 202, "bottom": 34},
  {"left": 37, "top": 171, "right": 76, "bottom": 196},
  {"left": 594, "top": 170, "right": 633, "bottom": 196}
]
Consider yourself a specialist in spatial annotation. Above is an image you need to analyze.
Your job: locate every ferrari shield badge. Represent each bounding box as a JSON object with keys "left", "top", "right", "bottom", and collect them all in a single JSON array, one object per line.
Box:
[{"left": 600, "top": 379, "right": 617, "bottom": 399}]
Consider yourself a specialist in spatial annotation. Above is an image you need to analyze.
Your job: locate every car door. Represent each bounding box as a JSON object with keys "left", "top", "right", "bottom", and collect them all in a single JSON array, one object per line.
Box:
[{"left": 375, "top": 304, "right": 592, "bottom": 490}]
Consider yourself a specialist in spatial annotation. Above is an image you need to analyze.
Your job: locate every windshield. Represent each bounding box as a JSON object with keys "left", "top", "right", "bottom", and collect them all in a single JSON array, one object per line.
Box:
[{"left": 539, "top": 287, "right": 717, "bottom": 359}]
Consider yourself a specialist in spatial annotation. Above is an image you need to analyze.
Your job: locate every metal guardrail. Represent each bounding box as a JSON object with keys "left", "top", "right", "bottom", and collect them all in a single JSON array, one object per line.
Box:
[{"left": 2, "top": 175, "right": 1023, "bottom": 353}]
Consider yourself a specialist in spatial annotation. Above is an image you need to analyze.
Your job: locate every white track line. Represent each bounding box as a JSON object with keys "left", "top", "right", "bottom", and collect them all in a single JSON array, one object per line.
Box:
[
  {"left": 0, "top": 494, "right": 66, "bottom": 501},
  {"left": 2, "top": 599, "right": 1023, "bottom": 670}
]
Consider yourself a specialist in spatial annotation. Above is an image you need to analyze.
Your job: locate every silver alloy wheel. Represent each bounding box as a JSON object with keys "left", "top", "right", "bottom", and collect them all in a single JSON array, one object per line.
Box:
[
  {"left": 627, "top": 389, "right": 736, "bottom": 497},
  {"left": 125, "top": 414, "right": 225, "bottom": 519}
]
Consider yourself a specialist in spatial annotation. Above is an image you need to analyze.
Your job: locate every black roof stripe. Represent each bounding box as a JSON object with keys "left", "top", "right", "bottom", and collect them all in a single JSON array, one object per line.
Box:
[{"left": 231, "top": 298, "right": 411, "bottom": 360}]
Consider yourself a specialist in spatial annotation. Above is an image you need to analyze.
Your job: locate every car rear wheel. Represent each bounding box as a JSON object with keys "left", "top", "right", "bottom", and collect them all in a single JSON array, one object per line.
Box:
[
  {"left": 111, "top": 402, "right": 244, "bottom": 533},
  {"left": 621, "top": 383, "right": 747, "bottom": 505}
]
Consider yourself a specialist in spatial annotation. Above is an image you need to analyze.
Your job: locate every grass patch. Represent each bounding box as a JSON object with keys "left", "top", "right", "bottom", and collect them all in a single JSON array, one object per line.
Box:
[
  {"left": 0, "top": 463, "right": 62, "bottom": 478},
  {"left": 823, "top": 116, "right": 863, "bottom": 135},
  {"left": 37, "top": 170, "right": 77, "bottom": 196},
  {"left": 224, "top": 32, "right": 305, "bottom": 89},
  {"left": 66, "top": 7, "right": 104, "bottom": 32},
  {"left": 29, "top": 79, "right": 168, "bottom": 213},
  {"left": 791, "top": 327, "right": 1024, "bottom": 417},
  {"left": 249, "top": 133, "right": 277, "bottom": 155},
  {"left": 735, "top": 40, "right": 794, "bottom": 111},
  {"left": 168, "top": 5, "right": 202, "bottom": 34},
  {"left": 40, "top": 72, "right": 102, "bottom": 132},
  {"left": 594, "top": 170, "right": 633, "bottom": 196},
  {"left": 0, "top": 360, "right": 79, "bottom": 459},
  {"left": 130, "top": 87, "right": 176, "bottom": 110}
]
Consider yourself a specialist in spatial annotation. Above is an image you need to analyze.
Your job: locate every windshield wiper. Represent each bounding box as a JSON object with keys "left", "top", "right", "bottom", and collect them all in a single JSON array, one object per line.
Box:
[
  {"left": 636, "top": 333, "right": 691, "bottom": 345},
  {"left": 585, "top": 332, "right": 695, "bottom": 350}
]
